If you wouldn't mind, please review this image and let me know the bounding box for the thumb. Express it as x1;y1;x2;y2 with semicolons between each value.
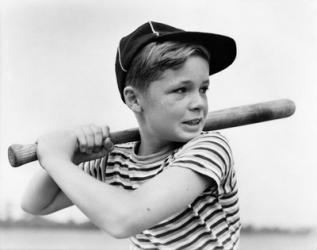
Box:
103;137;114;152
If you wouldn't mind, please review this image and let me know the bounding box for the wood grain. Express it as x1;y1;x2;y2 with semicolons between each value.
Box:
8;99;295;167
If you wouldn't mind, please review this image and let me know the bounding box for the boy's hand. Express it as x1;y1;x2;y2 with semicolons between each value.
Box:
74;124;113;154
36;124;113;169
74;124;113;181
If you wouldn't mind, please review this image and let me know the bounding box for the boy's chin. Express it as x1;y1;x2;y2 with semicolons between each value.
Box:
173;131;203;143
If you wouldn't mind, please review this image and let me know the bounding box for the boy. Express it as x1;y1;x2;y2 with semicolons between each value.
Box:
22;21;241;249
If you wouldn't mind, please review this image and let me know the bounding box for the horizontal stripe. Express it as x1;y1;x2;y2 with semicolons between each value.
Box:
225;207;240;218
219;226;241;249
199;239;223;250
197;199;218;215
222;198;239;209
159;223;213;246
221;189;238;199
103;132;240;249
107;160;164;172
173;159;222;181
130;238;159;250
175;232;216;250
194;146;228;170
194;154;225;177
154;213;198;238
106;168;164;182
188;133;232;157
148;206;192;230
200;141;232;170
110;151;136;163
108;181;135;190
178;138;232;170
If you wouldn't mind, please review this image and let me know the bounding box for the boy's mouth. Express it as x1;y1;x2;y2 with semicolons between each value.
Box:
182;118;202;126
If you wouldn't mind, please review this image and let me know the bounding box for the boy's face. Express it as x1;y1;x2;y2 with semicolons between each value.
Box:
138;55;209;144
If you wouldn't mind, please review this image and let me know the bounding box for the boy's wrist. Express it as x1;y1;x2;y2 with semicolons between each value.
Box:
38;154;74;170
36;130;78;167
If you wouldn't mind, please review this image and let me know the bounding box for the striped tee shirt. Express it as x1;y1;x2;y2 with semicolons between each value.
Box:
89;131;241;249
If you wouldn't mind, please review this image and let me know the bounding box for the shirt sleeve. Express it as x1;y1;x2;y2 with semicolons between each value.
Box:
171;132;234;187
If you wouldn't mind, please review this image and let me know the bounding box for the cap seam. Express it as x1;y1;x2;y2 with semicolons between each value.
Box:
149;21;159;37
117;46;128;72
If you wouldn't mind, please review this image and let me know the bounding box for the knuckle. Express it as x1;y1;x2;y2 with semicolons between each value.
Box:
105;125;110;134
96;127;103;136
102;125;110;135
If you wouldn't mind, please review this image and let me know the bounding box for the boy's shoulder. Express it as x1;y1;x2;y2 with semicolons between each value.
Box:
180;131;231;150
173;131;233;161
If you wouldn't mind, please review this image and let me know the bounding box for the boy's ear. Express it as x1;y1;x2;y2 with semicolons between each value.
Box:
123;86;142;113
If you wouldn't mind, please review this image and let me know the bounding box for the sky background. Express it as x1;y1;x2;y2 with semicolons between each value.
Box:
0;0;316;229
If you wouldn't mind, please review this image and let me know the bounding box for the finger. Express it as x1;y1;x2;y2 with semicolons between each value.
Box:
90;125;103;152
75;128;88;153
81;126;95;154
104;137;114;152
101;125;110;139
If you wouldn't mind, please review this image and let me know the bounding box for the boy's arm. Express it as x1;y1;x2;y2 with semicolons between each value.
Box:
126;166;212;234
35;127;213;239
21;168;73;215
40;156;209;238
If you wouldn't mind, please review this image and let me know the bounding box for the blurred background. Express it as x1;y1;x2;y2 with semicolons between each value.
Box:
1;0;316;249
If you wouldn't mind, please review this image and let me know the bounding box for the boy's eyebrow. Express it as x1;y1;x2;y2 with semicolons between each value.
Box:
176;79;210;86
176;79;210;85
202;79;210;84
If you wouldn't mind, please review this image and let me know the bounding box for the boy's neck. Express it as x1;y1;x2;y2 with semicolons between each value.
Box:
136;137;179;156
133;114;182;156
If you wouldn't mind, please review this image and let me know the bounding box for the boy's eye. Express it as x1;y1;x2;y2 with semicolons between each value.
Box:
173;87;187;94
200;86;209;94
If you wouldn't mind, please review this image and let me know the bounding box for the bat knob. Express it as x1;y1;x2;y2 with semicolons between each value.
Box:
8;144;38;167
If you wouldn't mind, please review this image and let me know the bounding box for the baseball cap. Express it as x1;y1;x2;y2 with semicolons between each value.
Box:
115;21;236;102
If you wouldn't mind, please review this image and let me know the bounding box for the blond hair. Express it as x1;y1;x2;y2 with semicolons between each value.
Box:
125;41;210;93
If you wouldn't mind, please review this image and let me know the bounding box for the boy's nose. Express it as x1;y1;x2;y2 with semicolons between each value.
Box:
188;92;206;111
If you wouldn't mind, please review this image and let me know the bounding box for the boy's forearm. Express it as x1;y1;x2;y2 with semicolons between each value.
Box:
41;157;131;236
21;168;62;214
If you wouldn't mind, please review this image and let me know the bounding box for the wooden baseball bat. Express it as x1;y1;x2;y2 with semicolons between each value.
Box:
8;99;295;168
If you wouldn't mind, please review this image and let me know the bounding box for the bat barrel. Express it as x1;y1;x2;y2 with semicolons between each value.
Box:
8;99;296;168
204;99;296;131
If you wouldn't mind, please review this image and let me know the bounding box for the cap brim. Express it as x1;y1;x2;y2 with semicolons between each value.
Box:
157;31;236;75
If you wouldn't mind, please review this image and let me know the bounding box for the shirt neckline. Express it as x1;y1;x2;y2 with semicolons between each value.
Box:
131;141;178;164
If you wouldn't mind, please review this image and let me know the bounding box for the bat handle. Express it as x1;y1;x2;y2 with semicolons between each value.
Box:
8;128;141;168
